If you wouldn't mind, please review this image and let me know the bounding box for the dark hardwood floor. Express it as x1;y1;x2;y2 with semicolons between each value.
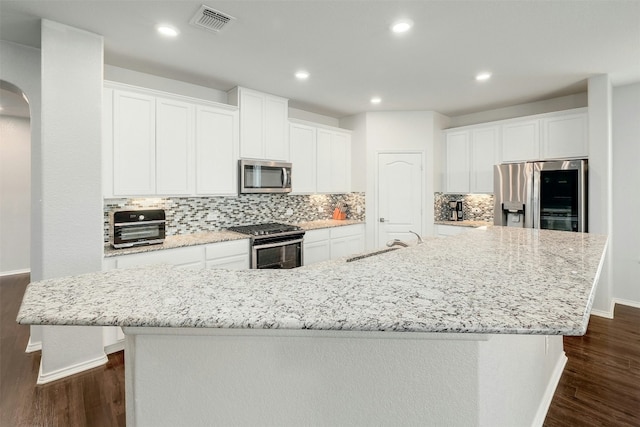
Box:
2;273;639;426
1;274;125;427
544;304;640;426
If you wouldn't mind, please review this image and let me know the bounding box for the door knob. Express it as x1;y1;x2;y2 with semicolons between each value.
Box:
379;218;385;222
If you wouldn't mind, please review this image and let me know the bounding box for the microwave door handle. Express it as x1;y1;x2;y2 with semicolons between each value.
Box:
282;167;288;188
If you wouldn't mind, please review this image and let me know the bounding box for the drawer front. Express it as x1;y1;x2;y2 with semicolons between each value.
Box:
303;228;331;243
205;239;249;260
329;224;365;239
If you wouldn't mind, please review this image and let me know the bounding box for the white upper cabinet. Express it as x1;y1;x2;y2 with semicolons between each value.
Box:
228;87;289;161
195;105;239;195
501;119;540;163
316;128;351;194
155;97;194;195
444;126;499;194
541;110;588;159
289;122;317;194
445;131;470;193
104;82;239;197
112;89;156;196
470;126;500;193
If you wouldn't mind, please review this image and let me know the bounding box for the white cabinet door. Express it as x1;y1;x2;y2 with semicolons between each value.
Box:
316;129;333;193
114;246;204;269
541;111;588;159
303;228;331;266
330;224;365;260
470;126;500;193
501;119;540;163
156;97;194;195
235;87;289;160
264;96;289;161
112;90;156;195
316;129;351;193
238;89;264;159
331;132;351;193
445;131;470;193
205;240;250;270
195;105;238;195
289;123;317;193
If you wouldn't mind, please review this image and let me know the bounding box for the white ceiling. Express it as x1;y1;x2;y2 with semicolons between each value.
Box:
1;0;639;119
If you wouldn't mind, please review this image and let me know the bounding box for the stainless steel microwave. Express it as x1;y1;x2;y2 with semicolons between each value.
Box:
239;159;292;194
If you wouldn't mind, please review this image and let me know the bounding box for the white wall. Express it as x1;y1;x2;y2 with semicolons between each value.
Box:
104;65;227;104
449;92;588;127
612;83;640;306
0;116;31;275
588;75;614;317
0;41;42;281
37;20;107;383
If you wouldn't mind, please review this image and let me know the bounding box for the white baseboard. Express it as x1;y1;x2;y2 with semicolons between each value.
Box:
532;350;568;427
0;268;30;277
104;340;125;355
25;337;42;353
613;298;640;310
591;298;640;319
37;353;108;385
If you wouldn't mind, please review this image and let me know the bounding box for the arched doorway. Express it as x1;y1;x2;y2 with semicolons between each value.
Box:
0;80;31;276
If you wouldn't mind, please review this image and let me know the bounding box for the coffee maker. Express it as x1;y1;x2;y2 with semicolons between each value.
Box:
448;201;464;221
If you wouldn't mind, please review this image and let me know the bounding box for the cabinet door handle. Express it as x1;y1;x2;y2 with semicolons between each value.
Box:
379;218;385;223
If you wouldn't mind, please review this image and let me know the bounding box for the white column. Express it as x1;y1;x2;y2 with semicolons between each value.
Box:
588;74;614;317
38;19;106;383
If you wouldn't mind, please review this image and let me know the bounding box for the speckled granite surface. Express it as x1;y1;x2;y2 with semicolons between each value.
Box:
296;219;364;230
434;220;493;228
19;226;607;336
104;231;248;257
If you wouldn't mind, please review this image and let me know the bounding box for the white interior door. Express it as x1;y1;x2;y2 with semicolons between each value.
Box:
377;153;423;248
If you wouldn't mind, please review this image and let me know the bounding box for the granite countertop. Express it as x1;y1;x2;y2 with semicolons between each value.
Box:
434;220;493;228
104;219;365;257
20;226;607;336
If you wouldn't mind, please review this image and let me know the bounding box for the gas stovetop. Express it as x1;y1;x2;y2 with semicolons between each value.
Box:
228;222;303;237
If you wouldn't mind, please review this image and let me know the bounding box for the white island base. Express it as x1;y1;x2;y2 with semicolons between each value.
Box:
124;328;566;427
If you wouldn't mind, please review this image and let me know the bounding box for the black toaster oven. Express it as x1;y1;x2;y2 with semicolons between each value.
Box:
111;209;166;249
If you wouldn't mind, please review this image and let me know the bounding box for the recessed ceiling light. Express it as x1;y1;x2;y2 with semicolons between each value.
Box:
391;20;413;34
370;97;382;105
157;25;179;37
295;71;310;80
475;72;492;81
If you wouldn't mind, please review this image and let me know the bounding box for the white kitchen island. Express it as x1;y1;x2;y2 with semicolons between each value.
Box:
17;226;608;427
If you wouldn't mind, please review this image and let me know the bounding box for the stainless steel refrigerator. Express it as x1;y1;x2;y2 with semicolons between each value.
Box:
493;159;588;232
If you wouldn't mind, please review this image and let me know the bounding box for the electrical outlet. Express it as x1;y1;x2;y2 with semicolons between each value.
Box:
285;208;293;216
318;207;324;213
471;207;481;213
356;206;362;214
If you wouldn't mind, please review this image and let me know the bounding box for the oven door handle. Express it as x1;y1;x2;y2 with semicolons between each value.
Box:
253;238;304;250
115;219;166;226
282;167;289;188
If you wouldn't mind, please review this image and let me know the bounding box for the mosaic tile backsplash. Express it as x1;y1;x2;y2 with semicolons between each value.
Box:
104;193;365;243
434;193;494;223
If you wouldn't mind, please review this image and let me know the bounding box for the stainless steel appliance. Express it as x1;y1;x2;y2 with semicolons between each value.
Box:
239;159;292;194
228;222;304;269
111;209;166;248
493;159;587;232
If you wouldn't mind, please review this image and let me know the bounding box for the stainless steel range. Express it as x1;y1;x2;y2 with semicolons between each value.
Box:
228;223;305;269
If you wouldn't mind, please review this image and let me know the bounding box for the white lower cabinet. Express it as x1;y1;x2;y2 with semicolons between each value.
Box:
113;245;204;270
329;224;365;260
205;240;250;270
303;228;331;265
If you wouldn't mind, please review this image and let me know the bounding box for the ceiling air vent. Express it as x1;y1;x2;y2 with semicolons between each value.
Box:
190;5;236;33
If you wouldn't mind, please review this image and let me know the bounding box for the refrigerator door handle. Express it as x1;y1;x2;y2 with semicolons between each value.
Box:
532;165;541;229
